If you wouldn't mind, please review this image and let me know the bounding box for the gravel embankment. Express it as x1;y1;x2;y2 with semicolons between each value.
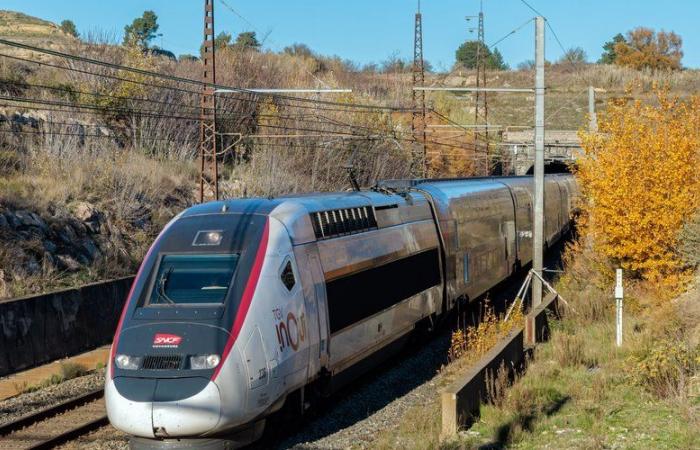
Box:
276;330;452;450
0;371;105;426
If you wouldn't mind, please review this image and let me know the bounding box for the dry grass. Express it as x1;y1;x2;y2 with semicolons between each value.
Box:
550;332;589;368
0;129;196;297
14;362;89;394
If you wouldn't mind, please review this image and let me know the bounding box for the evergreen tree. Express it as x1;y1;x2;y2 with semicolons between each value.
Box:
123;10;160;50
59;20;79;38
598;33;625;64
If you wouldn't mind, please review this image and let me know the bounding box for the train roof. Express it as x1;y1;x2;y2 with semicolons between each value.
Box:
182;174;575;218
181;189;421;218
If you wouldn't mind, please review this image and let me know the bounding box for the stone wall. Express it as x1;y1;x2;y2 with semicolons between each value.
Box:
0;276;133;377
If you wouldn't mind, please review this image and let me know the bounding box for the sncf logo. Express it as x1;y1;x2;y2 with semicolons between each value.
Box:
153;333;182;348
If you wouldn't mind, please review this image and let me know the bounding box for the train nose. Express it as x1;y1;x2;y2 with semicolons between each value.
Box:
151;379;222;437
105;377;223;438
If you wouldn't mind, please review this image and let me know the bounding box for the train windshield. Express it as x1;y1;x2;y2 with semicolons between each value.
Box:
147;254;239;305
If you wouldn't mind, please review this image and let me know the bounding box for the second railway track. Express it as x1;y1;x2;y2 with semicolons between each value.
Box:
0;388;109;449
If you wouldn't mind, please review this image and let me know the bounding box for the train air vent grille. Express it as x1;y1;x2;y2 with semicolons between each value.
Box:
142;355;183;370
310;206;377;240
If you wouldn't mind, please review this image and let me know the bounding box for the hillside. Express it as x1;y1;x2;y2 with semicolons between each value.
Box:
0;10;78;57
2;9;700;299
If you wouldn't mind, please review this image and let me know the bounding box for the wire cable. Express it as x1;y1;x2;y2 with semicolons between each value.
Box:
0;38;411;112
517;0;567;55
488;18;535;49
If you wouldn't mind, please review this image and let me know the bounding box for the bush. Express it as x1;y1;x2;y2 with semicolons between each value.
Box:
629;339;699;398
60;361;88;380
578;90;700;292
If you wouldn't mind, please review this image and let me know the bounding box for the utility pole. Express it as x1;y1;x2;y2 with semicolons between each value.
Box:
199;0;218;203
588;85;597;132
532;16;545;308
473;1;489;175
411;0;427;178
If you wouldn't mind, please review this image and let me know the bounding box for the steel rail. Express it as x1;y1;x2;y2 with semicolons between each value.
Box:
28;415;109;450
0;387;108;449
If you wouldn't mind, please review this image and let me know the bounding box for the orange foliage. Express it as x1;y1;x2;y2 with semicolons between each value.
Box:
577;89;700;290
614;28;683;71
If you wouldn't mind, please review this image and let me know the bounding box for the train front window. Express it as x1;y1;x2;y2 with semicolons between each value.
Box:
147;254;239;305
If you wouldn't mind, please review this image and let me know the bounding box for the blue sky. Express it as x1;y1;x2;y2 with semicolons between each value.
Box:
3;0;699;69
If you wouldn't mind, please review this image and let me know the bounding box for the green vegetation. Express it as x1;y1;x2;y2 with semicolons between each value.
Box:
59;19;78;38
372;270;699;449
13;362;89;394
123;10;160;49
234;31;261;51
455;40;508;70
599;33;626;64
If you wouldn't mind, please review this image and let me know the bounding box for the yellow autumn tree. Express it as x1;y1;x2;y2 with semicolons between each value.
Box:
577;89;700;290
614;28;683;71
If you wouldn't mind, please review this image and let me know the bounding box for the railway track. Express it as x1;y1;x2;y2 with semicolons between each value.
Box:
0;388;109;449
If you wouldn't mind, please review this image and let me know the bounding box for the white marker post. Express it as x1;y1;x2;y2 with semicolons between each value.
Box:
615;268;623;347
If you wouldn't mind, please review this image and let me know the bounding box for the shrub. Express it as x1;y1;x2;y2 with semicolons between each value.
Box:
629;339;699;398
577;89;700;292
448;301;523;363
60;362;88;380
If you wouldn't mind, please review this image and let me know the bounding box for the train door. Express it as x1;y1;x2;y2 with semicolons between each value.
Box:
292;246;328;382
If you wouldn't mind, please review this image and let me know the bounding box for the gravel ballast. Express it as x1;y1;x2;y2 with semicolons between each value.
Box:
0;371;105;427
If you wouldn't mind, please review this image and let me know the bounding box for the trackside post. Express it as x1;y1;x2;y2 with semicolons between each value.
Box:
615;268;623;347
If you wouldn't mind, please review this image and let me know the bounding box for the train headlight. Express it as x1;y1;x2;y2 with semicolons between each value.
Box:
114;354;143;370
190;354;221;370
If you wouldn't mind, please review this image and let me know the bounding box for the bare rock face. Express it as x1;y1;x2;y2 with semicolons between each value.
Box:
14;210;48;231
0;203;114;297
71;202;102;234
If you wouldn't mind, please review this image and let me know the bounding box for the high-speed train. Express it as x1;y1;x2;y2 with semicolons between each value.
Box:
106;174;578;449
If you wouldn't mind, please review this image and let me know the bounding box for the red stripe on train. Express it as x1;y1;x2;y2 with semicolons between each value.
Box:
212;218;269;381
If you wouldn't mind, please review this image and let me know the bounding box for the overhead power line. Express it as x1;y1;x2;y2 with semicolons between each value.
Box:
488;18;535;49
0;38;409;112
517;0;567;55
1;52;414;118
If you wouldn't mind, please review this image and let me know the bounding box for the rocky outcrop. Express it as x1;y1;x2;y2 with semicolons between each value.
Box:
0;202;111;294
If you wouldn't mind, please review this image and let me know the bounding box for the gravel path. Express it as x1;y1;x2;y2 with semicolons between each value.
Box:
0;371;105;426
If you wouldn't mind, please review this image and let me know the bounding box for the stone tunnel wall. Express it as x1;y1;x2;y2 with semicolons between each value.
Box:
0;276;134;377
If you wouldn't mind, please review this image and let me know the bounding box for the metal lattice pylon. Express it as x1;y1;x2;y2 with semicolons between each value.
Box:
411;4;427;179
473;6;489;175
199;0;219;202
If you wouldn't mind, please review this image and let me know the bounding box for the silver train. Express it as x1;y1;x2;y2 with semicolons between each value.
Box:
105;174;578;449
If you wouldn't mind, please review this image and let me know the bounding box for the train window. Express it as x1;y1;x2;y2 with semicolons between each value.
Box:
281;260;296;291
463;254;470;283
146;254;238;305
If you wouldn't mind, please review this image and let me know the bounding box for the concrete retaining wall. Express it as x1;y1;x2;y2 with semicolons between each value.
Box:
441;291;561;436
0;277;134;377
441;328;525;436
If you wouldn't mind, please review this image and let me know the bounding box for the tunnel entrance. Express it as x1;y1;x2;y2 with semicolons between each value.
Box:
525;161;573;175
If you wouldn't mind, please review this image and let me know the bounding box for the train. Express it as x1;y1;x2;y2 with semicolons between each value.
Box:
105;174;579;449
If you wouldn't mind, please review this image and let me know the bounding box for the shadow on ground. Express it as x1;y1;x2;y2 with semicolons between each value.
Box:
478;394;571;450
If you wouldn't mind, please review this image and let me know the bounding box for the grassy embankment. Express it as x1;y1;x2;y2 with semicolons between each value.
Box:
372;246;699;449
